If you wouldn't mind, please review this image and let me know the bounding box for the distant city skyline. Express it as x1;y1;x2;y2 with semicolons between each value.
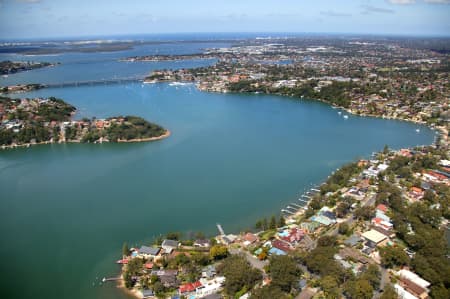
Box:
0;0;450;39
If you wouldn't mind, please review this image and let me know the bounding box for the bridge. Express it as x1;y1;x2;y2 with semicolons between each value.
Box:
44;76;144;89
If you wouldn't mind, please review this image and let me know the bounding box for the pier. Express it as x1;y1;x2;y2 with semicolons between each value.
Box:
216;223;225;235
102;277;121;283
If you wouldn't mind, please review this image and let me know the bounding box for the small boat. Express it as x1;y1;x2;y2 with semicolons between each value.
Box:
416;129;420;133
338;111;342;115
343;115;349;119
116;259;128;264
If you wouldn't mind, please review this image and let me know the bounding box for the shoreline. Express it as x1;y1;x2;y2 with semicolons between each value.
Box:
0;129;171;150
117;277;142;299
117;129;171;143
194;85;446;145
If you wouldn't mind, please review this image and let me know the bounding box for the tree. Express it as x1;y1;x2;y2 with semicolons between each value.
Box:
278;215;286;227
344;279;373;299
249;286;290;299
338;222;350;235
317;236;337;247
268;255;302;292
165;231;181;240
210;245;229;260
380;284;397;299
430;283;450;299
361;264;381;290
320;275;340;299
122;242;129;257
269;215;277;229
217;255;262;296
354;206;375;220
379;246;410;268
123;270;134;288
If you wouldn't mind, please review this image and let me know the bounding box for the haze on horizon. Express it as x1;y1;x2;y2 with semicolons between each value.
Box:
0;0;450;39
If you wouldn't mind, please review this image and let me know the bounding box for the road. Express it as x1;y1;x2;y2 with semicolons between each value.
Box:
229;248;268;272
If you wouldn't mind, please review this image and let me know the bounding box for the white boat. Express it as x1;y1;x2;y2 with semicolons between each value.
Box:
343;115;349;119
338;111;342;115
416;129;420;133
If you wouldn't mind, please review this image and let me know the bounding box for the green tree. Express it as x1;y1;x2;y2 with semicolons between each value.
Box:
122;242;129;256
379;246;410;268
380;284;397;299
249;286;290;299
338;222;350;235
165;231;181;240
278;215;286;227
268;255;302;292
269;215;277;229
320;275;340;299
123;271;134;289
210;245;229;260
217;255;262;296
361;264;381;290
344;279;373;299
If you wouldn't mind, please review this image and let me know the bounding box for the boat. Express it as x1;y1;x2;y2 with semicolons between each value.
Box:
343;115;349;119
116;259;128;264
338;111;342;115
416;129;420;133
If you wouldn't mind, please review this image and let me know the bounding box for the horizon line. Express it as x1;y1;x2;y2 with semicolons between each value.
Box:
2;31;450;42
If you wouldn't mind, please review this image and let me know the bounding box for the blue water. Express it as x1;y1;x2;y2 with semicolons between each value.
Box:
0;37;436;299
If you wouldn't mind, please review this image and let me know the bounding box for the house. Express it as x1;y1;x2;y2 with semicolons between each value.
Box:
269;247;287;256
339;247;372;265
371;217;394;231
372;225;395;238
162;239;179;254
219;234;237;245
271;239;292;253
344;234;362;247
409;187;425;201
362;229;388;247
281;228;304;245
202;265;216;279
141;289;154;298
160;275;179;288
152;269;179;288
396;269;430;299
376;204;388;213
194;239;211;248
300;221;320;233
138;246;161;258
242;232;259;246
179;281;202;294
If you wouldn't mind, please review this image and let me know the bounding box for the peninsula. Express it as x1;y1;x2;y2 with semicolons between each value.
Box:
0;96;169;148
141;37;449;134
117;143;450;299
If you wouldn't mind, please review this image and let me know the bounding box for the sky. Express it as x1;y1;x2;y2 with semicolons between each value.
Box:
0;0;449;39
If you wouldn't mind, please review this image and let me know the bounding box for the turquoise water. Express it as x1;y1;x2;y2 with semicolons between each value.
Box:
0;39;436;299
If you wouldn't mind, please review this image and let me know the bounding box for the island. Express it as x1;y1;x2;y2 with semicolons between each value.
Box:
0;60;56;75
0;96;169;148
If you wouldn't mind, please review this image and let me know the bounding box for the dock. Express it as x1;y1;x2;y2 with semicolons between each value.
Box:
216;223;225;236
102;277;121;282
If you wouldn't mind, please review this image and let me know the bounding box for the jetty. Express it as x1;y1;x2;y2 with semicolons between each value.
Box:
102;277;121;283
216;223;225;236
